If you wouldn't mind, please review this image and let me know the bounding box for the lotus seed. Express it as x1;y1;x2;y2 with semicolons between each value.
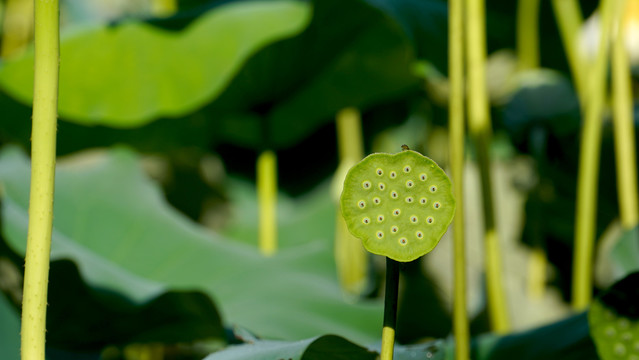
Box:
373;197;381;205
621;332;632;341
433;202;441;209
377;231;384;238
399;238;407;245
363;181;372;189
377;215;385;222
605;326;617;338
427;216;434;224
391;191;398;199
614;343;626;356
420;197;427;204
420;173;427;181
378;183;386;190
391;226;399;233
376;168;384;176
393;209;401;216
633;340;639;351
410;215;418;223
390;171;397;179
358;200;366;208
404;166;411;173
406;180;414;188
405;196;414;203
429;185;437;193
362;217;370;224
416;231;423;239
618;318;630;329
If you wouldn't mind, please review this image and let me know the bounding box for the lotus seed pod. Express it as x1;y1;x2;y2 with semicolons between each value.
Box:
589;273;639;360
340;150;455;262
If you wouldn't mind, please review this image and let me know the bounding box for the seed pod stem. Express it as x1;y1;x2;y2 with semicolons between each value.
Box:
380;257;400;360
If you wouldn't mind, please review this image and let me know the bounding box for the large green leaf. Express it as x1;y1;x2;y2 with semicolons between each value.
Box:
0;1;311;126
0;146;382;344
0;292;20;360
203;335;377;360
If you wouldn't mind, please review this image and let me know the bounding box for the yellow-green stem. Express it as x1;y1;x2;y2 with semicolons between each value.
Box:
572;0;620;310
151;0;178;17
449;0;470;356
380;257;399;360
550;0;585;99
465;0;510;333
257;150;277;256
21;1;59;359
1;0;34;58
334;108;368;296
611;10;639;230
517;0;541;70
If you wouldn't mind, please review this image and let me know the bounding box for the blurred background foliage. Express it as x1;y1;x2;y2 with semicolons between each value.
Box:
0;0;638;359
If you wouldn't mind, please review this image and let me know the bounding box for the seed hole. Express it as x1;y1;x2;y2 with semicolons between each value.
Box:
406;180;414;188
390;171;397;179
376;168;384;176
405;196;414;203
427;216;434;224
416;231;423;239
376;231;384;239
614;343;626;356
420;197;427;205
410;216;418;223
362;217;371;224
420;173;427;181
391;191;399;199
358;200;366;209
399;237;408;246
377;215;385;222
429;185;437;193
363;181;372;189
373;197;381;205
433;202;441;209
378;183;386;190
391;226;399;233
403;166;411;173
392;209;401;216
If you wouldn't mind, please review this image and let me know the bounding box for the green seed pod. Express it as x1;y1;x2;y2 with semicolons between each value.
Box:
588;273;639;360
340;150;455;262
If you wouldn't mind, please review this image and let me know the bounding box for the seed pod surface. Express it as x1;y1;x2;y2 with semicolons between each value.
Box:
340;150;455;262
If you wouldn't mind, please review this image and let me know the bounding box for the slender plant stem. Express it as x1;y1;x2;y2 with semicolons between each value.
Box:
21;1;59;359
550;0;585;99
448;0;470;356
151;0;178;17
517;0;548;300
0;0;33;57
257;150;277;256
611;8;639;230
465;0;510;333
334;108;368;296
572;0;620;310
517;0;541;70
380;257;399;360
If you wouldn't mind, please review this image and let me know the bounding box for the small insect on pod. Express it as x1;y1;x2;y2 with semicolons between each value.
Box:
340;149;456;262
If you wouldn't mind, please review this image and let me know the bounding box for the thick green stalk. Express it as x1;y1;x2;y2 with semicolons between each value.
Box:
517;0;541;70
257;150;277;256
449;0;470;356
380;257;399;360
611;10;639;230
465;0;510;333
21;1;59;359
334;108;368;296
151;0;177;17
572;0;619;310
0;0;33;58
550;0;585;98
